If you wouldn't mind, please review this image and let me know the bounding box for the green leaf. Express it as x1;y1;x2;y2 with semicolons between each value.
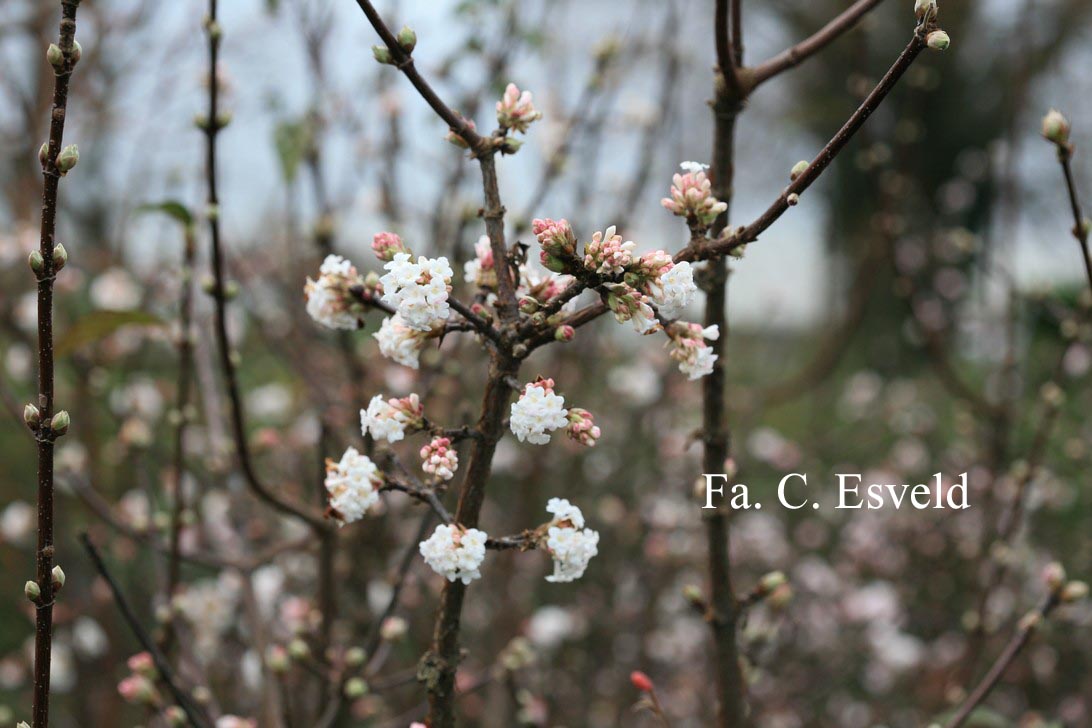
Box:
57;310;165;357
136;200;194;228
273;119;313;184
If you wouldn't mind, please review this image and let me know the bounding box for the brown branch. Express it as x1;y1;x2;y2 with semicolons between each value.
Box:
751;0;888;87
200;0;328;530
677;30;932;264
80;533;215;728
30;3;81;725
944;593;1061;728
1056;147;1092;293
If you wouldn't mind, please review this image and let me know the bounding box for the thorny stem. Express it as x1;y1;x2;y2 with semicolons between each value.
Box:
200;0;327;530
31;3;81;725
80;534;215;728
943;593;1061;728
1056;148;1092;294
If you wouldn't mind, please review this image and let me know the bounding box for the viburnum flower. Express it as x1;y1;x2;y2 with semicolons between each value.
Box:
463;235;496;288
304;254;368;330
372;231;411;262
360;393;424;443
421;436;459;480
584;226;635;276
517;262;570;305
324;446;382;525
542;498;599;583
496;83;542;133
374;313;431;369
379;252;454;331
605;284;660;334
666;321;719;380
661;162;727;227
565;408;600;447
649;260;697;319
216;718;257;728
510;378;569;445
419;524;488;584
533;218;578;273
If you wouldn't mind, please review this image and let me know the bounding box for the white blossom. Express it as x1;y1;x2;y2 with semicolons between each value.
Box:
379;253;453;331
510;381;569;445
324;447;382;525
419;524;488;584
305;254;366;330
542;499;599;583
650;261;697;319
667;322;719;380
374;313;430;369
679;161;709;174
360;393;423;443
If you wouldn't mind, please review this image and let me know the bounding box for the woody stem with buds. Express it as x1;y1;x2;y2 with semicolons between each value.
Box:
1057;149;1092;294
30;3;81;726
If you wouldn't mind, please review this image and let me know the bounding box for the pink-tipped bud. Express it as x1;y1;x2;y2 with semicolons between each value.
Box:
630;670;654;693
554;324;575;342
372;231;409;261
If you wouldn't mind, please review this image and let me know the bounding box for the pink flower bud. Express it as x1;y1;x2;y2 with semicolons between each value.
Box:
630;670;654;692
372;232;409;262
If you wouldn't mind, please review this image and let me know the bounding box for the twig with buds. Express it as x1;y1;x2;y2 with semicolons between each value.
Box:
944;571;1087;728
28;3;82;725
1041;109;1092;293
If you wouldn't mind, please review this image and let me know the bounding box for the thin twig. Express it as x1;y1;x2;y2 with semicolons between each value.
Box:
30;3;82;725
80;533;215;728
1056;148;1092;293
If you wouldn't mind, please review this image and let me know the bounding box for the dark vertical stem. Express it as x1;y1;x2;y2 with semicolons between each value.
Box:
424;354;518;728
162;225;197;653
31;3;81;726
1058;152;1092;294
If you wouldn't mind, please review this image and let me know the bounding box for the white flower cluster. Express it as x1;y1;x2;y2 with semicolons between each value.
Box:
419;524;488;584
360;393;422;443
305;255;364;330
667;322;720;380
379;253;454;331
543;498;599;583
374;313;430;369
510;380;569;445
649;261;697;319
324;446;382;525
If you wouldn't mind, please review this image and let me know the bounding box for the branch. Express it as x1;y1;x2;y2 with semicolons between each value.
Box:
751;0;887;87
1056;145;1092;293
200;0;328;531
80;533;216;728
30;3;82;725
677;30;933;264
943;593;1061;728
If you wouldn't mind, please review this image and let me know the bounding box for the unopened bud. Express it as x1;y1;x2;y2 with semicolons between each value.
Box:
25;580;41;602
201;276;217;295
554;324;575;342
345;647;367;667
39;143;50;166
630;670;654;693
786;192;800;206
1018;610;1042;631
29;250;45;275
344;677;369;698
223;280;239;300
767;583;793;609
396;25;417;53
790;160;809;181
925;30;950;51
1043;562;1067;591
1041;109;1071;146
518;296;539;314
1040;381;1065;408
682;584;704;607
372;45;393;65
194;113;210;131
266;645;289;673
52;244;68;271
216;112;233;129
52;565;66;591
55;144;80;175
164;706;187;726
288;638;310;660
758;570;787;594
914;0;938;22
24;404;41;428
70;40;82;65
50;410;70;436
47;43;64;70
501;137;524;155
1061;580;1089;603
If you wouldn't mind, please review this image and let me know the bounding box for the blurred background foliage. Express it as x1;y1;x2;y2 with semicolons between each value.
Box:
1;0;1091;726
